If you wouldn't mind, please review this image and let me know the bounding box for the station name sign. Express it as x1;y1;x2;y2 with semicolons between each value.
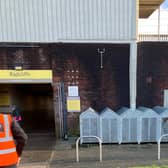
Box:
9;71;31;77
0;70;52;83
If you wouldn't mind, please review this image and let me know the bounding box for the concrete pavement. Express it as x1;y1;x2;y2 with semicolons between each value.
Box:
18;134;168;168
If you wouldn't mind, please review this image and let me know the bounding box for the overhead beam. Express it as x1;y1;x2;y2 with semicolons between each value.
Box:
139;0;164;18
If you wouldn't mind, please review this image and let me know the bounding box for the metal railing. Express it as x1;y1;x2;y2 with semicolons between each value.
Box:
76;136;102;162
138;34;168;41
158;134;168;160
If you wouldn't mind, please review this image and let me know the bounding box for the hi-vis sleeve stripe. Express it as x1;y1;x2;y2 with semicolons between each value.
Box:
0;137;13;142
0;148;16;155
4;115;9;137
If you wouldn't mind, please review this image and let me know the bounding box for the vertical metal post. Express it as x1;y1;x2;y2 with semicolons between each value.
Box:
158;134;168;160
158;7;161;41
76;138;80;162
99;141;102;162
158;141;160;160
61;82;68;140
57;83;61;137
129;42;137;109
52;82;63;138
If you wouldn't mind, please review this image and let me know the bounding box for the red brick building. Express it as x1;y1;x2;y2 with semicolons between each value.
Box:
0;0;164;138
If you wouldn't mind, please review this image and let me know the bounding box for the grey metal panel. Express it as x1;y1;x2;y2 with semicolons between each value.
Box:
102;119;109;143
161;118;168;141
141;118;149;141
102;118;118;143
0;0;137;42
56;0;137;41
138;106;161;142
141;118;157;142
122;118;129;141
122;118;138;142
153;106;168;141
80;108;100;143
82;119;89;136
100;108;120;143
118;107;142;143
130;118;138;141
150;118;157;141
110;119;118;142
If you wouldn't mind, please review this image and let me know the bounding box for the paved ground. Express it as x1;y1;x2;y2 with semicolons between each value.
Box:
19;133;168;168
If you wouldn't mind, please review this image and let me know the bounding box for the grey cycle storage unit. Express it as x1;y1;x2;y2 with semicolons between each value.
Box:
138;107;161;142
100;107;121;144
80;108;100;143
153;106;168;141
117;107;142;144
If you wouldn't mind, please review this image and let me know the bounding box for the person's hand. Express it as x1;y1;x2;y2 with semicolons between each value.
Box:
17;157;21;165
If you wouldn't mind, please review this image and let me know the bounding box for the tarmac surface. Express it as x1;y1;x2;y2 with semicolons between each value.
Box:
19;133;168;168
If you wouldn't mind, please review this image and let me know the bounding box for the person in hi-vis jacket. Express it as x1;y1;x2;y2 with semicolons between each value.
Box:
0;111;28;168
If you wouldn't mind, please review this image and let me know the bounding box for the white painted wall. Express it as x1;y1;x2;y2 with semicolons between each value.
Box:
139;9;168;34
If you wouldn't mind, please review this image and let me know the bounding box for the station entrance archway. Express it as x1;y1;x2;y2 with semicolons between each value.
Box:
0;84;55;133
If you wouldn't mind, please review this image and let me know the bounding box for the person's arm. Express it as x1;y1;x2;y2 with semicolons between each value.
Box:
11;119;28;156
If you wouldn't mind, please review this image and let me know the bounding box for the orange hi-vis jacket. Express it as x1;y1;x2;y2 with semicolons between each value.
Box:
0;114;18;166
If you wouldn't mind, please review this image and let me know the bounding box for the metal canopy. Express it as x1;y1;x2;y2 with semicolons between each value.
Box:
139;0;164;18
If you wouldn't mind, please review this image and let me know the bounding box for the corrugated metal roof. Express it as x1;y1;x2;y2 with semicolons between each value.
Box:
0;0;137;42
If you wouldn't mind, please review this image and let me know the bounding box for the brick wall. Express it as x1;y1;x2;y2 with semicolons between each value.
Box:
0;44;51;69
0;43;130;136
51;44;130;135
2;42;168;135
137;42;168;107
52;44;130;111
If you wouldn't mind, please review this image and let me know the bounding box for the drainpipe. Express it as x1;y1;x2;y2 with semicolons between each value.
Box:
61;82;68;140
158;6;161;40
129;0;138;110
130;42;137;110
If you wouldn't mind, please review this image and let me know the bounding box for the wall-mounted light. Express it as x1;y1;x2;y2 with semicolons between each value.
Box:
98;48;105;69
15;66;22;70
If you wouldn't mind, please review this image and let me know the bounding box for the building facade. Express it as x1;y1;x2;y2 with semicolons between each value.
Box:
0;0;164;138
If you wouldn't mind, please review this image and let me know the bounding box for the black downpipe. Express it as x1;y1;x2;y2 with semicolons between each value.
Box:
61;82;68;140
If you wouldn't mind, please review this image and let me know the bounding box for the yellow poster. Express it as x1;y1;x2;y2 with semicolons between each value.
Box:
67;97;81;112
0;93;10;106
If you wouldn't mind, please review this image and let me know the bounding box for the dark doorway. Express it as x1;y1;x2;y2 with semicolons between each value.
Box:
10;84;55;133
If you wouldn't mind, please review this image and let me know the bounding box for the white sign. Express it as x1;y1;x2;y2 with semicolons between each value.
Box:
68;86;79;97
